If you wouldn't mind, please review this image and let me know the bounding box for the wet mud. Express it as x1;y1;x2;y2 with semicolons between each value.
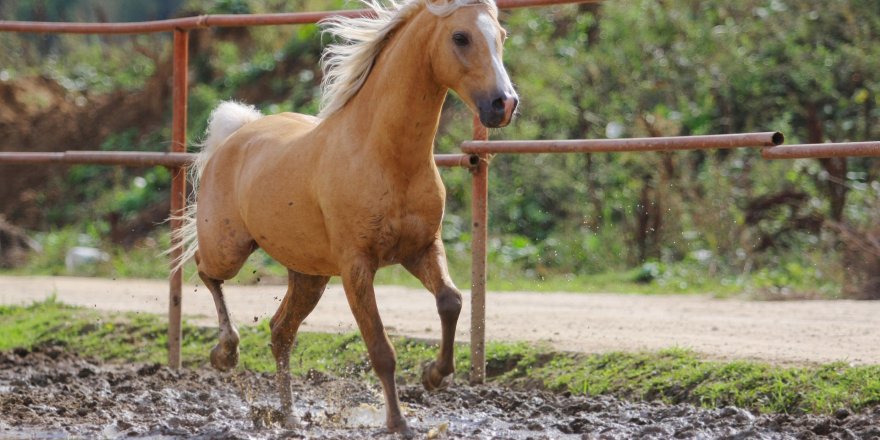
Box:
1;346;879;439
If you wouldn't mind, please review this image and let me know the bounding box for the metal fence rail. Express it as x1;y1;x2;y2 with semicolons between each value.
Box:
0;151;478;169
461;132;783;154
762;142;880;159
0;0;599;33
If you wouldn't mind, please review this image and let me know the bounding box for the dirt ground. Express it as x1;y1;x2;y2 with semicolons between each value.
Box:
2;345;879;439
3;275;880;438
1;275;879;366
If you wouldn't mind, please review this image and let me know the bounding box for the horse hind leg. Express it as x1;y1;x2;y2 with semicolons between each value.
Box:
270;270;329;418
195;216;256;371
199;271;241;371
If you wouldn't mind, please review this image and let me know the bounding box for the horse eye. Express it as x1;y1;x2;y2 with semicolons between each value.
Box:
452;32;470;47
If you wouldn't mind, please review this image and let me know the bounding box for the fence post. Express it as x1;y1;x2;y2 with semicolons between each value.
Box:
469;115;489;384
168;28;189;369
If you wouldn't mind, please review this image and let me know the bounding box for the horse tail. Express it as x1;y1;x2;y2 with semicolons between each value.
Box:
166;101;263;273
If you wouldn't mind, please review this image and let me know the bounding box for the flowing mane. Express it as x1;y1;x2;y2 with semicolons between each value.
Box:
318;0;497;118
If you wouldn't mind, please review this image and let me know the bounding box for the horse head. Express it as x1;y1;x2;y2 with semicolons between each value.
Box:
427;0;519;128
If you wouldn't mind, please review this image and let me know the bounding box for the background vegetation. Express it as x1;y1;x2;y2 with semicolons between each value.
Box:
1;0;878;297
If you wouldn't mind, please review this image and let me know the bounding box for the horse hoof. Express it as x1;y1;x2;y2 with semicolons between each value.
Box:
388;419;414;439
421;361;453;392
210;343;239;371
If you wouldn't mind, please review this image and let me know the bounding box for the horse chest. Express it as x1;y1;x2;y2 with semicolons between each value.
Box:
367;187;443;263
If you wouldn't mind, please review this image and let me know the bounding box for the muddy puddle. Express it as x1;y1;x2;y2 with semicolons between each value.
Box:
1;346;878;439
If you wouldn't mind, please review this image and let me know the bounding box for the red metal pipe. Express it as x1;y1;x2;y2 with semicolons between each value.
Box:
0;0;600;35
194;10;369;28
469;115;490;385
168;29;189;370
461;132;784;154
762;142;880;159
435;153;479;169
0;10;369;34
0;151;195;167
0;151;475;168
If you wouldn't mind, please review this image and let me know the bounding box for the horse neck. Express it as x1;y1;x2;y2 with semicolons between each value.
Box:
337;10;446;168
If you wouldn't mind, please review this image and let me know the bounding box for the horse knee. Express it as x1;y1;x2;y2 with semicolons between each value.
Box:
436;287;462;320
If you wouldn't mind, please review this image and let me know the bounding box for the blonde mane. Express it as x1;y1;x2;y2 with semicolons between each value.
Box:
318;0;497;118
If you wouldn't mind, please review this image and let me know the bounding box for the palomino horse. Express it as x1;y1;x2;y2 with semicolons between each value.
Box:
172;0;517;435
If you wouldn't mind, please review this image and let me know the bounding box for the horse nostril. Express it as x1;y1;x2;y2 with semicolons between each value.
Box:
491;97;505;112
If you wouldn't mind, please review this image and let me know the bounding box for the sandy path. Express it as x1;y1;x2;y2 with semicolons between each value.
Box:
0;275;877;365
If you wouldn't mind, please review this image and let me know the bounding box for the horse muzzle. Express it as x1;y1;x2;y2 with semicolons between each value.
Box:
477;92;518;128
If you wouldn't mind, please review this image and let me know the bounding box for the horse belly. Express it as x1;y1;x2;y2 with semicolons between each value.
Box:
244;202;338;276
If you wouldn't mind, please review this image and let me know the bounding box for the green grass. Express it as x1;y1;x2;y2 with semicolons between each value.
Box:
2;298;879;415
534;349;880;414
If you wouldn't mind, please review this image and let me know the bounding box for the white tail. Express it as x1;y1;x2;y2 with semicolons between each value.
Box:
166;101;263;273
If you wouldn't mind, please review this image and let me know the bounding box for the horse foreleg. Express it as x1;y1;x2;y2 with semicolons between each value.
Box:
403;238;462;392
342;259;413;438
199;272;240;371
270;270;329;417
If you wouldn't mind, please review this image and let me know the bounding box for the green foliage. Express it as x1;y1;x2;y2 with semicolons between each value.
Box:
462;0;880;289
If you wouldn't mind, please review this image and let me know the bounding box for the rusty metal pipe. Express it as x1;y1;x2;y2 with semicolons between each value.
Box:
461;132;784;154
0;151;195;167
762;142;880;159
0;10;369;34
469;116;490;385
167;29;189;370
0;1;599;35
434;153;479;169
0;151;475;168
193;10;369;28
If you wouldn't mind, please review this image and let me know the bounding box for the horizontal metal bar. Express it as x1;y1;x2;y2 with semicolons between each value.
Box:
0;10;368;34
435;153;479;168
0;151;195;167
762;142;880;159
0;0;599;35
0;151;477;168
461;132;784;154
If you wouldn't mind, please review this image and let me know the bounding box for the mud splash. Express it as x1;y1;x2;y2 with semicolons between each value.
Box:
1;346;878;439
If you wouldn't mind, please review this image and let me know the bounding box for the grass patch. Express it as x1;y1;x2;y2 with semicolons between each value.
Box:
2;298;878;415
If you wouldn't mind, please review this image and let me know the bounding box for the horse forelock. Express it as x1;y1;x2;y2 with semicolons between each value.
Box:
317;0;497;118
